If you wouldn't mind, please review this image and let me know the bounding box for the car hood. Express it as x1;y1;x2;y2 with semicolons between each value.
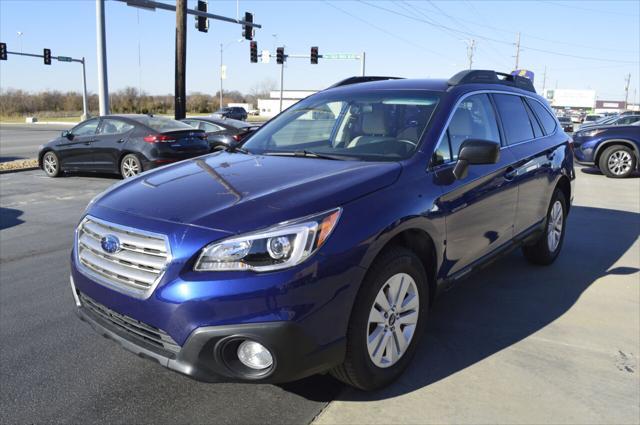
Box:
93;152;402;234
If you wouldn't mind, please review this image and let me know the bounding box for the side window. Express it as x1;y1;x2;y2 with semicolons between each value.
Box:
528;99;557;135
523;100;544;138
201;122;224;132
71;119;99;136
182;120;198;127
98;119;134;135
493;94;534;144
433;94;500;164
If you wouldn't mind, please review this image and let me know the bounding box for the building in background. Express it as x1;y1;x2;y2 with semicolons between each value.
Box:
543;89;597;112
258;90;318;117
593;100;627;115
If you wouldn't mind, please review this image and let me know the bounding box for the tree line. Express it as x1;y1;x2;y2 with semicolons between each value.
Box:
0;79;276;117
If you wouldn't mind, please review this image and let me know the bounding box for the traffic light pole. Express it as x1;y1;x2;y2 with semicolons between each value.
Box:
96;0;109;116
3;50;89;120
175;0;187;120
279;60;285;113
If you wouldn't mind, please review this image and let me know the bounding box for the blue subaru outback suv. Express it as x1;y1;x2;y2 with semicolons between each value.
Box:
71;70;574;390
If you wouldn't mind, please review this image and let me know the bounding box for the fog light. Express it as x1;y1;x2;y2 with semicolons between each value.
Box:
237;340;273;370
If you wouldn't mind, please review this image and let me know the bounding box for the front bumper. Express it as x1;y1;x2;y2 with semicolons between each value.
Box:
74;284;345;383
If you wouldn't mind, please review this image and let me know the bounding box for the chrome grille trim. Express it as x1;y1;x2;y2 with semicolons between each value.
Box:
76;216;172;299
79;292;180;354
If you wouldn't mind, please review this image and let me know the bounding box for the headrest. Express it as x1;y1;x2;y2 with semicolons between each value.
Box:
361;106;388;136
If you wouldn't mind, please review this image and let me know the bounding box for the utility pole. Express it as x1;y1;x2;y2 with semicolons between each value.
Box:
624;73;631;108
175;0;187;119
279;54;285;113
361;51;366;76
96;0;110;115
514;32;521;70
220;43;224;109
81;58;89;120
466;39;476;69
542;66;547;94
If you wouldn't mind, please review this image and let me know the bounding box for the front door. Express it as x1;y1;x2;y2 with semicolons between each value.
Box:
57;118;99;169
92;118;136;171
431;93;519;277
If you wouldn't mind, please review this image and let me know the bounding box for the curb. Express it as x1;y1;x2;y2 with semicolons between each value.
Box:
0;166;39;175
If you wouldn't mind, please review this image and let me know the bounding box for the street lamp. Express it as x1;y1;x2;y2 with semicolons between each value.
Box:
219;38;243;109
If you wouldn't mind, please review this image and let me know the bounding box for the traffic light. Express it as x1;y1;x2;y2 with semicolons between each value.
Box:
242;12;253;40
310;46;318;64
276;47;285;65
43;48;51;65
250;41;258;63
0;43;7;61
195;0;208;33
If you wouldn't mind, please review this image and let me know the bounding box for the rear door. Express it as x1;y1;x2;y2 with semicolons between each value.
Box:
92;118;136;171
493;94;563;235
199;121;230;148
432;93;519;277
57;118;99;169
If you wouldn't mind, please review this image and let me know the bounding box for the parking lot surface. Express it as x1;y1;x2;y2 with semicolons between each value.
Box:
1;165;638;424
0;124;70;162
0;170;341;424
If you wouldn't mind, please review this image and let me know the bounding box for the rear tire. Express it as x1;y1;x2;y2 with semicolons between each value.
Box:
522;189;567;265
120;154;142;178
330;246;428;390
599;145;636;178
42;151;62;177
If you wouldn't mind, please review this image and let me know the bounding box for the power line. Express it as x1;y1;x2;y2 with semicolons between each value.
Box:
357;0;639;65
541;0;635;17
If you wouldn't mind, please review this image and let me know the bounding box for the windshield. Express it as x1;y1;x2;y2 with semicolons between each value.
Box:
130;115;194;132
243;90;441;161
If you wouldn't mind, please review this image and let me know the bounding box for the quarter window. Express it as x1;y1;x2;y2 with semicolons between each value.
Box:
493;94;534;145
432;94;500;164
527;99;557;135
523;101;544;138
200;122;225;132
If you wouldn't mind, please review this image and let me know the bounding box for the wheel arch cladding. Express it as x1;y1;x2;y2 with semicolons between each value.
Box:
556;175;571;213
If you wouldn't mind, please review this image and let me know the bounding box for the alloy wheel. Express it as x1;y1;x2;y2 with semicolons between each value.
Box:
547;200;563;252
366;273;419;368
121;157;140;178
607;150;633;176
43;153;57;175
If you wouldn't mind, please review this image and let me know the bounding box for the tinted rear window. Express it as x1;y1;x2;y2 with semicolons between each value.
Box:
528;99;557;135
493;94;534;145
130;116;194;132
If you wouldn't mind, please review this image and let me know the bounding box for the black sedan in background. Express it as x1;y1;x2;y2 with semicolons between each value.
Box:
38;114;210;178
212;107;248;121
181;117;261;151
558;116;574;133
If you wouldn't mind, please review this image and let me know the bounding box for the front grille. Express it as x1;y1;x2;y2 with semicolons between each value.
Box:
76;216;170;298
79;292;180;354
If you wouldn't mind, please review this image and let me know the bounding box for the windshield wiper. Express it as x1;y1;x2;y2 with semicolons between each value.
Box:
263;150;348;161
222;144;250;154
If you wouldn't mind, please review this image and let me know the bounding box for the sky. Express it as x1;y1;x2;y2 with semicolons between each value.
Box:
0;0;639;102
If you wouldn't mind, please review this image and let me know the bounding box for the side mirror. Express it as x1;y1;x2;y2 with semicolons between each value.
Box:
452;139;500;180
61;130;73;140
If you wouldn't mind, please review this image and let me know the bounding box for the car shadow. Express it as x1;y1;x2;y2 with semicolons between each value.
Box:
580;166;640;178
0;207;25;230
283;205;639;401
62;171;121;180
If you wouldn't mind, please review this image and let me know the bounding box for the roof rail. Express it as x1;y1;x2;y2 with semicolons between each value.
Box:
327;76;403;89
448;70;536;93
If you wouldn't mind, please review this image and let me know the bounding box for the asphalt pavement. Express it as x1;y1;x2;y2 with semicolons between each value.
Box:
0;124;70;162
0;170;341;424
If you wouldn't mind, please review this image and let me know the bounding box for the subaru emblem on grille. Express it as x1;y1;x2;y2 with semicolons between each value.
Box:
100;234;121;254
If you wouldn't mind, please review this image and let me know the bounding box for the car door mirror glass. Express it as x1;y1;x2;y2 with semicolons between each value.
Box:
453;139;500;180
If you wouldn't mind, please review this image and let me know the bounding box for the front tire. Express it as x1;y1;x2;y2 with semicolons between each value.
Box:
330;246;428;390
522;189;567;265
42;151;62;177
599;145;636;178
120;154;142;178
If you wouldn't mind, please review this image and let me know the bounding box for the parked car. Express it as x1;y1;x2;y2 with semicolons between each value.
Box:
582;114;603;125
181;117;260;151
558;116;574;132
38;115;210;178
578;114;640;131
70;70;574;390
212;107;248;121
573;121;640;178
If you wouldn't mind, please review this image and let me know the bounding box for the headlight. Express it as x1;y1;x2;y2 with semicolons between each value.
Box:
194;208;341;272
576;129;604;138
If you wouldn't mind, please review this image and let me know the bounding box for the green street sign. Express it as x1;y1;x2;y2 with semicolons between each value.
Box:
323;53;359;60
57;56;73;62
